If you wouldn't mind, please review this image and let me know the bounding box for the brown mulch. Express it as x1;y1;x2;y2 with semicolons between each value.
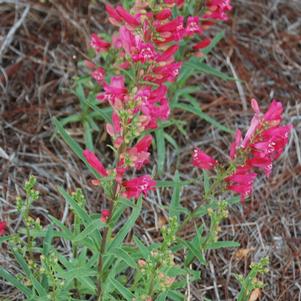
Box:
0;0;300;300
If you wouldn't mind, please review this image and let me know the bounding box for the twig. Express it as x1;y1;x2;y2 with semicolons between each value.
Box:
209;261;221;301
0;4;30;62
226;56;247;111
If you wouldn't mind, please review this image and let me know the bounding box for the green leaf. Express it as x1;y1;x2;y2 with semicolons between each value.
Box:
77;276;96;293
86;100;112;123
59;114;82;126
0;268;32;297
155;127;166;176
58;187;91;225
194;196;240;219
12;250;47;297
107;198;142;252
167;290;186;301
43;225;54;256
169;171;182;221
184;60;234;81
110;248;137;268
72;218;105;243
53;117;84;159
180;239;206;265
110;278;135;300
75;82;86;110
133;236;150;259
48;215;73;239
57;267;97;281
175;102;232;134
157;292;168;301
0;236;9;245
156;179;191;188
84;121;94;151
202;31;225;55
206;240;240;250
203;170;210;195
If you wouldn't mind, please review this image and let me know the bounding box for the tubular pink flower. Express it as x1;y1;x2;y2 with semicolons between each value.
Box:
230;129;242;159
154;8;172;20
90;33;110;52
203;0;232;21
241;99;261;148
123;175;156;199
116;5;140;27
263;100;283;124
97;76;127;105
164;0;184;6
226;166;257;203
193;38;211;50
0;221;6;236
106;4;123;24
91;67;105;84
127;135;153;170
83;149;108;177
192;148;217;170
100;209;110;223
247;157;273;177
157;44;179;62
185;16;201;36
156;16;184;34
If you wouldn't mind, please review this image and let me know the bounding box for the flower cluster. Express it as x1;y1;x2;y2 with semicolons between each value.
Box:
83;0;232;213
193;99;292;203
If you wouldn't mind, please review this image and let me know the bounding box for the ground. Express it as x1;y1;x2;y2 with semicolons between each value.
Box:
0;0;300;300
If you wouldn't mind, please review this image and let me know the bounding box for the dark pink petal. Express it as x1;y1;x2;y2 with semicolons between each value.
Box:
0;221;7;236
116;5;140;27
192;148;217;170
83;149;108;177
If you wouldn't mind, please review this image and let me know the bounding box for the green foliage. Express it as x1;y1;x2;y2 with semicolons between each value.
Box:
1;174;244;300
236;257;269;301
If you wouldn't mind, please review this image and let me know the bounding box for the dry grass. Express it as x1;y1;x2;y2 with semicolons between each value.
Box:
0;0;300;300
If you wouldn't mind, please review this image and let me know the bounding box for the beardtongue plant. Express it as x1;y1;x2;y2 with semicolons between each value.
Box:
0;1;291;301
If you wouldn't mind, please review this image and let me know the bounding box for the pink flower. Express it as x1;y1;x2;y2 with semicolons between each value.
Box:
128;135;153;169
204;0;232;21
226;166;257;203
106;4;123;25
151;62;182;83
154;9;172;20
164;0;184;6
119;27;156;63
123;175;156;199
132;39;157;63
241;99;261;148
90;34;110;52
116;5;140;27
263;100;283;124
193;38;211;50
0;221;6;235
83;149;108;177
156;16;185;41
192;148;217;170
157;44;179;62
230;129;242;159
97;76;127;106
260;125;292;159
185;16;201;36
92;67;105;84
246;157;273;177
137;85;170;128
100;209;110;223
106;112;123;148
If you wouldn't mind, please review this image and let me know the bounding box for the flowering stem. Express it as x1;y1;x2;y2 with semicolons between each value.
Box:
96;193;114;301
96;143;126;301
